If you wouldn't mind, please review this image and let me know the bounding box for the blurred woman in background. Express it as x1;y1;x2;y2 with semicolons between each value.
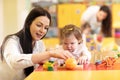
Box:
81;5;112;37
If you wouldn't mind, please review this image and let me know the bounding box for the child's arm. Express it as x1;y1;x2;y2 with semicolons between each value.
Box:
78;53;89;64
78;44;91;64
82;44;91;60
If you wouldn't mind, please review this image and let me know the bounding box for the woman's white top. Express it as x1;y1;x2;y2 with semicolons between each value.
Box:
0;35;45;80
81;5;101;34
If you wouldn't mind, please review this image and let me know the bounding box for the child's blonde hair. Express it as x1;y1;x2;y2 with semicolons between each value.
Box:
61;24;82;44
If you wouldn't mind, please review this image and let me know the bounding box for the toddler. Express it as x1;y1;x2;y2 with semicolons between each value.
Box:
59;24;91;65
81;22;91;45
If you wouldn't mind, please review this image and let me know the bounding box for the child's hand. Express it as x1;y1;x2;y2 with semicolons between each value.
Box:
78;56;89;64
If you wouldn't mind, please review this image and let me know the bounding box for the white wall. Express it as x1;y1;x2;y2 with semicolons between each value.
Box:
17;0;30;30
0;0;3;45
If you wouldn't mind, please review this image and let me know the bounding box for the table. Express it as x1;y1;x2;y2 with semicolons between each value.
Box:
25;64;120;80
25;70;120;80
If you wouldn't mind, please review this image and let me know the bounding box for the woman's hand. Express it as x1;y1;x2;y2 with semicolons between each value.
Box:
49;49;74;60
32;47;74;64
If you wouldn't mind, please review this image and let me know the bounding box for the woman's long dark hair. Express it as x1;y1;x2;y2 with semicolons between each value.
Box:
100;5;112;37
0;7;51;77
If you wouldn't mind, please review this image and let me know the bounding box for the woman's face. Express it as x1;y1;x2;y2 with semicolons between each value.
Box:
97;10;107;22
62;34;79;53
30;16;50;41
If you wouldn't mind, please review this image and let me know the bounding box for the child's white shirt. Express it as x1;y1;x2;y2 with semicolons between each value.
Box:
50;43;91;65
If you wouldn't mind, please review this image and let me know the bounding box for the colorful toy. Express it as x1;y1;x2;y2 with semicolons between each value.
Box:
96;57;117;69
65;58;77;70
95;60;102;65
117;54;120;57
97;35;103;43
86;35;96;51
43;61;55;71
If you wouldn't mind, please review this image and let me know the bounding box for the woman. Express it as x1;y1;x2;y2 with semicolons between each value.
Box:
0;7;73;80
81;5;112;37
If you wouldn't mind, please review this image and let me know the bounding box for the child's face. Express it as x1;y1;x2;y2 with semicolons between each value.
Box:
62;34;79;53
83;27;91;35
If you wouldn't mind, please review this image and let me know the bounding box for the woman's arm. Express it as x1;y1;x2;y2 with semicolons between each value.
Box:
3;37;73;70
32;49;73;64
